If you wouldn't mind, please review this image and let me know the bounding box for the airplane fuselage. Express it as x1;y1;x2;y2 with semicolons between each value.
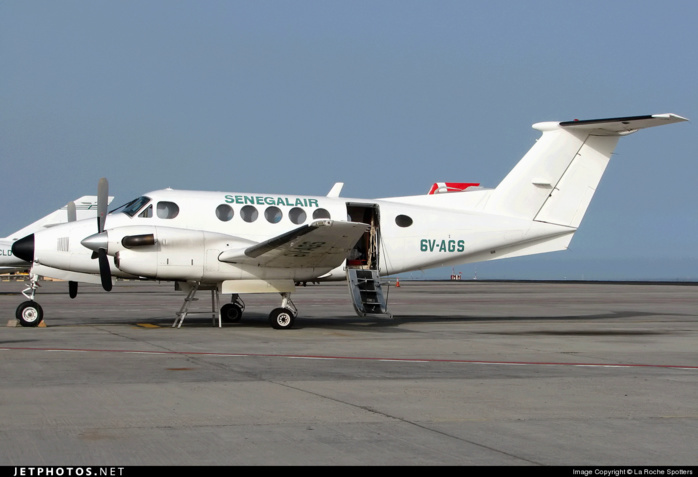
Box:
22;187;574;285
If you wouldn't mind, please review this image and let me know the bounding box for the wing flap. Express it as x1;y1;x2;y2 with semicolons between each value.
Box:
218;220;369;268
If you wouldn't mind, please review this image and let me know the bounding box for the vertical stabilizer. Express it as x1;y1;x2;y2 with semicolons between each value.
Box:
534;134;618;227
484;114;687;227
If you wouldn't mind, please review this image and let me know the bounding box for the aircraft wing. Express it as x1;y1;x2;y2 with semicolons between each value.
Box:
218;220;368;269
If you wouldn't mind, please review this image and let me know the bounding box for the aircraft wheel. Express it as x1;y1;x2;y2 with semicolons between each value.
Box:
269;307;295;330
16;301;44;327
221;303;243;323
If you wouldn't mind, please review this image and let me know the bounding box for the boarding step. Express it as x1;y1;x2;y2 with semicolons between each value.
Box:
346;269;391;317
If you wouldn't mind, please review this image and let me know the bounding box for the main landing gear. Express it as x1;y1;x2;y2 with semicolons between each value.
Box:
15;275;44;327
268;293;297;330
221;292;298;329
220;292;297;329
175;282;298;329
220;294;245;323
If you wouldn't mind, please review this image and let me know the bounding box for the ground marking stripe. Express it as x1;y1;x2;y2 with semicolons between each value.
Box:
1;346;696;370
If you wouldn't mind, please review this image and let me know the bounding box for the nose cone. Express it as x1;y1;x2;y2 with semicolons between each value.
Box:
12;234;35;263
81;231;109;252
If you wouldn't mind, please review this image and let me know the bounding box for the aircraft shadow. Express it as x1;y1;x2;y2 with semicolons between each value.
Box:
150;309;671;332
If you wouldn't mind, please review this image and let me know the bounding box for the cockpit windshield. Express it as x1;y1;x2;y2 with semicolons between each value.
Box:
110;196;152;217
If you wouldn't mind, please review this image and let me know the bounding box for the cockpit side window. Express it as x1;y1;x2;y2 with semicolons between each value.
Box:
138;205;153;218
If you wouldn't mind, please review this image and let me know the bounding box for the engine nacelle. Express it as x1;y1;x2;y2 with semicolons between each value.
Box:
107;226;254;280
114;249;158;277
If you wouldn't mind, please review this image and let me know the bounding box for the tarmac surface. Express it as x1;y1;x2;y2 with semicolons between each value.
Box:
0;278;696;467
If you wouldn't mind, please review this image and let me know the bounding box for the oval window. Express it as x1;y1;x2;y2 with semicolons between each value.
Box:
216;204;234;222
264;206;283;224
395;214;413;227
240;205;259;223
289;207;307;225
313;208;331;220
157;202;179;219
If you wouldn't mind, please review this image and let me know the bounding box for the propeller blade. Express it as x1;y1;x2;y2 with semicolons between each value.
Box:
97;177;109;233
67;202;78;298
97;248;113;292
67;201;76;223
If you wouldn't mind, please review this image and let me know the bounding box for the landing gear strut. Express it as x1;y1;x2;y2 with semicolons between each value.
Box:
268;293;297;330
16;274;44;327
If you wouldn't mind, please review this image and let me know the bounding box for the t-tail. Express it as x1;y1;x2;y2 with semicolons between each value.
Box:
484;114;688;227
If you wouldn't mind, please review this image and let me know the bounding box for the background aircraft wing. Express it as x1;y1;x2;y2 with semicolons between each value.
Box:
219;220;368;269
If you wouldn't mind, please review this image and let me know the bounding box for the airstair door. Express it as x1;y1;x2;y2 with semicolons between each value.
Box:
345;203;380;271
344;203;390;317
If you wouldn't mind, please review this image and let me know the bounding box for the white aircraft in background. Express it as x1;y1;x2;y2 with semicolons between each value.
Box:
1;196;112;274
11;113;688;328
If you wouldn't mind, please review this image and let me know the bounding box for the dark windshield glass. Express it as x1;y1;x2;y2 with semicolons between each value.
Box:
111;196;152;217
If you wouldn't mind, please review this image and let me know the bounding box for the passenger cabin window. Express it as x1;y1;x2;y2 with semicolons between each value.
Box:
395;215;413;227
313;208;331;220
240;205;258;223
289;207;306;225
216;204;234;222
157;201;179;219
265;206;282;224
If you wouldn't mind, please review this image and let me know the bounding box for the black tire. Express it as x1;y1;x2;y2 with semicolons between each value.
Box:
269;307;295;330
16;301;44;327
220;303;243;323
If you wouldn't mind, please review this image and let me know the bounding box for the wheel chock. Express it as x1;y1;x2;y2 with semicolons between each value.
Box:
6;319;47;327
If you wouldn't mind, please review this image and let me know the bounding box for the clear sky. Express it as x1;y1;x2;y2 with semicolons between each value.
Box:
1;1;696;280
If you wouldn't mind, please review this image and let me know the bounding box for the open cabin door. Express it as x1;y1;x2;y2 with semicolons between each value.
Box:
345;203;390;317
345;202;380;271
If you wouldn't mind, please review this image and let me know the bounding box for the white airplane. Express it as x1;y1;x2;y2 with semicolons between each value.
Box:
1;196;112;274
10;113;688;328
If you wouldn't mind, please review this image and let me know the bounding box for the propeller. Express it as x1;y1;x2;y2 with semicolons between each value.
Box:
67;201;78;298
80;178;113;291
96;178;112;291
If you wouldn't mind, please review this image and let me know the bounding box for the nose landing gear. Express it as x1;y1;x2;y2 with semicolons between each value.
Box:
16;275;44;327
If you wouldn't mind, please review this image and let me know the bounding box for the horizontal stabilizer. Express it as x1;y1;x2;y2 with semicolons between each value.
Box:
556;113;688;134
